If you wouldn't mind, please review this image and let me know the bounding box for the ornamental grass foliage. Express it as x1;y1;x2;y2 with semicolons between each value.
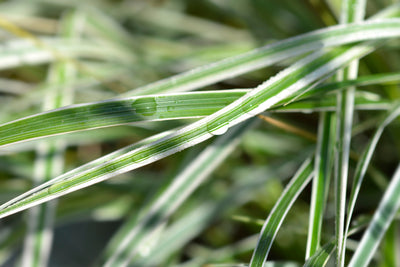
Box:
0;0;400;266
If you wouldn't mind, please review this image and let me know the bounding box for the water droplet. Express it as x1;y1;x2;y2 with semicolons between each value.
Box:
213;126;229;135
132;97;157;116
241;98;259;116
206;121;229;136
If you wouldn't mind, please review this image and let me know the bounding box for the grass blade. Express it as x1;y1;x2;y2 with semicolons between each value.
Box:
122;18;400;96
335;1;366;265
305;112;334;258
345;103;400;237
297;72;400;102
348;164;400;267
277;92;390;113
304;240;335;267
0;90;247;147
249;158;314;266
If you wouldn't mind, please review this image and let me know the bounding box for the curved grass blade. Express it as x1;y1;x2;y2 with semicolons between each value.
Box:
0;90;248;147
0;1;398;87
0;42;384;220
348;164;400;267
102;118;256;267
249;158;313;267
304;240;335;267
122;17;400;96
345;103;400;238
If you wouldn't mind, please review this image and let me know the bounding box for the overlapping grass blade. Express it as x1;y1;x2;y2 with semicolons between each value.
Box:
102;118;256;267
348;164;400;267
304;240;335;267
0;40;384;220
335;1;366;265
249;158;314;266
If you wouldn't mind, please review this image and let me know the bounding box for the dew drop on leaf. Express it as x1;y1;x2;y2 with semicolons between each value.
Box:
132;97;157;116
206;121;229;136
